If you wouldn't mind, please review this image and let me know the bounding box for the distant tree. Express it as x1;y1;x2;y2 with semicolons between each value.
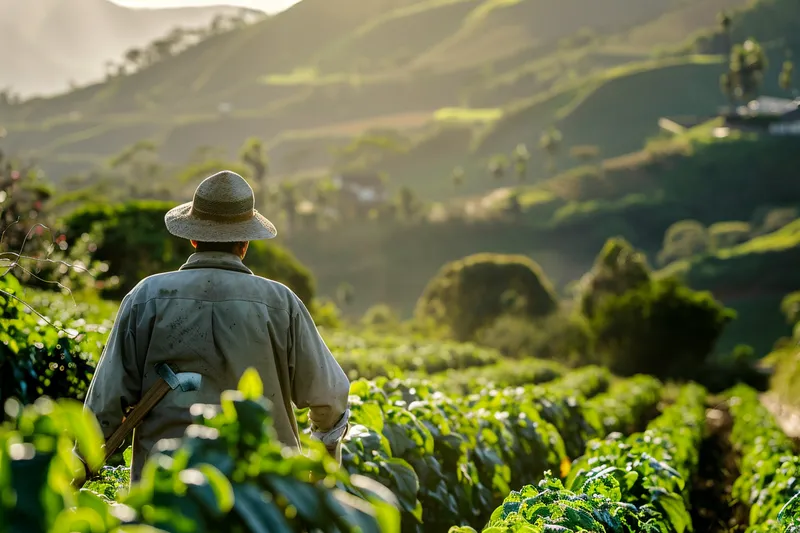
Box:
108;140;164;197
506;191;522;217
779;60;794;93
124;48;143;71
539;127;562;174
280;181;299;229
722;38;768;103
575;237;651;319
718;11;732;56
396;186;421;221
512;143;530;181
488;154;508;180
336;282;355;307
239;138;270;209
451;166;465;188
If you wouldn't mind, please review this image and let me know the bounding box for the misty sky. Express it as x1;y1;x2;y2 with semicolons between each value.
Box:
111;0;301;13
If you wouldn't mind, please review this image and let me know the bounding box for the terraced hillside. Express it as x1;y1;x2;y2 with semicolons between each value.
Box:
1;0;760;191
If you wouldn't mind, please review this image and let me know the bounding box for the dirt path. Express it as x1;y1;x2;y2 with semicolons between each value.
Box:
690;405;749;532
760;393;800;443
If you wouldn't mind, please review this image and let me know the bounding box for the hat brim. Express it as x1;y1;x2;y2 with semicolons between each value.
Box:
164;202;277;242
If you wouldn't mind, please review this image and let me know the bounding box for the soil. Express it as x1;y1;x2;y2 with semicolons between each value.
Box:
690;403;749;533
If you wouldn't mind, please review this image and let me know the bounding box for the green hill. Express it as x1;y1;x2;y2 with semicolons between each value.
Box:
1;0;756;190
282;128;800;357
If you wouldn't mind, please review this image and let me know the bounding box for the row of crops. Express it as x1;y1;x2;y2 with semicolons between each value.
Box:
4;281;800;532
2;360;663;533
728;385;800;533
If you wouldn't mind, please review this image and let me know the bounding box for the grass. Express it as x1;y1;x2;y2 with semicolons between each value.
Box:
433;107;503;124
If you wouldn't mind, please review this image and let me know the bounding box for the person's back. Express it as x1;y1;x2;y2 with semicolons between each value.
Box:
82;171;350;481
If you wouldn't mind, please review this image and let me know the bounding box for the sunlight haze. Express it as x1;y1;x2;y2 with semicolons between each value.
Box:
111;0;301;13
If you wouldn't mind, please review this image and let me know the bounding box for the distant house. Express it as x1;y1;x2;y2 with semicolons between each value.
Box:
331;172;389;218
723;96;800;135
332;172;388;203
658;96;800;137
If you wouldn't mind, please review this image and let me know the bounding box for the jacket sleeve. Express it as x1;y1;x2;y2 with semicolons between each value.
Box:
83;292;146;440
287;294;350;433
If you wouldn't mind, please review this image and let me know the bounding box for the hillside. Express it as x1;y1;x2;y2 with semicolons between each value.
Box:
658;220;800;355
282;129;800;356
0;0;238;97
0;0;756;189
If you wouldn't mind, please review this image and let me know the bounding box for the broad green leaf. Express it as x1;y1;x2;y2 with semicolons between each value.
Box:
237;368;264;401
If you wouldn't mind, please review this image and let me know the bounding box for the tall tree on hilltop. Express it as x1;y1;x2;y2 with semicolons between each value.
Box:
718;11;732;56
723;38;769;103
124;48;143;72
239;138;270;210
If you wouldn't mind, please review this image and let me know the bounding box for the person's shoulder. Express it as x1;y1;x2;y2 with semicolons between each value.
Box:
124;270;180;302
250;275;303;309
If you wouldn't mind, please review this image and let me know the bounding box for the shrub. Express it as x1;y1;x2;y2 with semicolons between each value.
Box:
575;237;651;319
61;200;315;303
0;275;95;406
474;312;593;365
657;219;708;265
708;221;751;251
415;253;558;341
360;304;399;330
588;275;734;380
697;344;770;393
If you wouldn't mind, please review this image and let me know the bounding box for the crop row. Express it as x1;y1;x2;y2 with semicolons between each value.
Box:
726;385;800;532
1;370;400;533
334;366;663;532
455;383;707;533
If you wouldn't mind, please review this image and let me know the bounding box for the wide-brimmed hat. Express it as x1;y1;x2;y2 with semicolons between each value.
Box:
164;170;277;242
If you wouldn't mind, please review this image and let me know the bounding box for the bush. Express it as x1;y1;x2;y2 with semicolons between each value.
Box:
0;369;399;533
694;344;770;393
657;219;708;265
414;253;558;341
474;312;592;365
588;276;734;380
708;221;751;251
0;275;95;406
360;304;399;330
61;200;315;303
575;237;651;319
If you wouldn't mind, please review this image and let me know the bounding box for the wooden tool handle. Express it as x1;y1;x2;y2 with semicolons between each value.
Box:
103;378;172;463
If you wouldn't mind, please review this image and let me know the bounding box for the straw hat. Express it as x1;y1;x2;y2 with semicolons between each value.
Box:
164;170;277;242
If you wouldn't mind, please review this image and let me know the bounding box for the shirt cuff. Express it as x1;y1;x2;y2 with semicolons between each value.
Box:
310;408;350;447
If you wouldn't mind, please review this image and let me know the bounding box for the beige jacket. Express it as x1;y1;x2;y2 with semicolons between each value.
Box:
84;251;350;481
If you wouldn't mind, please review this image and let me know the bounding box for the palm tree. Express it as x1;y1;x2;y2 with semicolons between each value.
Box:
718;11;732;55
540;128;562;174
725;38;768;102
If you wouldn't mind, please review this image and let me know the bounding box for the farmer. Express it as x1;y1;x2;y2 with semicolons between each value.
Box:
82;170;351;482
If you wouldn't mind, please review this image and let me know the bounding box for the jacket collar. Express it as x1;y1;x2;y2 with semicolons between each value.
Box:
178;252;253;275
